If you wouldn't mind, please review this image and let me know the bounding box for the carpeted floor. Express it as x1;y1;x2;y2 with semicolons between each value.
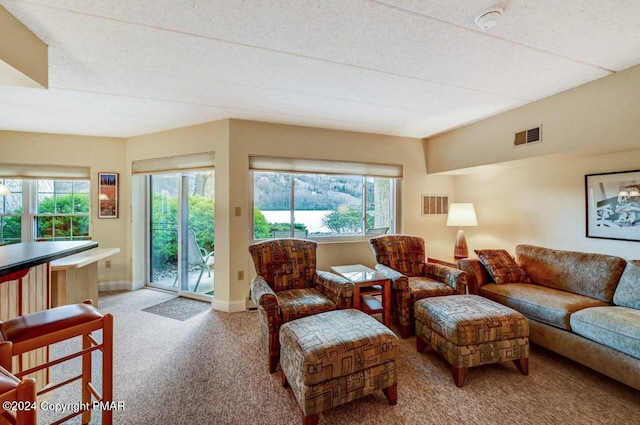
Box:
41;289;640;424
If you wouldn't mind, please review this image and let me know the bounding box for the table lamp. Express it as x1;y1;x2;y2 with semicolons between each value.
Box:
446;203;478;260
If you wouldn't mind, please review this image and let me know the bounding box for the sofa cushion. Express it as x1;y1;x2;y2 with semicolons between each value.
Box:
613;260;640;309
480;283;608;330
570;306;640;360
475;249;531;284
277;288;336;322
515;244;626;303
408;276;455;300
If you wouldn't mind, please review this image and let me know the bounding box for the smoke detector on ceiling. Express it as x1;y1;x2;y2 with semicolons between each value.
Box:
474;6;505;30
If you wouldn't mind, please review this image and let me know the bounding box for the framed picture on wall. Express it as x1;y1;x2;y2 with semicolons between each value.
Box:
98;172;118;219
585;169;640;242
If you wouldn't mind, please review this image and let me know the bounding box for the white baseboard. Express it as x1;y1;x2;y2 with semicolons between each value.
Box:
246;297;257;310
211;299;246;313
98;282;246;313
98;281;129;292
98;280;144;292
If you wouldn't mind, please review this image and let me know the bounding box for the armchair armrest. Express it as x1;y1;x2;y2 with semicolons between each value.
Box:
315;271;354;309
374;264;409;292
457;258;492;295
250;275;279;311
423;262;468;294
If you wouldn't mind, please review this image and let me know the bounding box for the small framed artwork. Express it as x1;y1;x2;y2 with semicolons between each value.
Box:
98;172;118;219
585;169;640;241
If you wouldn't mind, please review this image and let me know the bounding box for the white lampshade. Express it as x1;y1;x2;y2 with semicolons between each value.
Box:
446;203;478;227
0;183;11;196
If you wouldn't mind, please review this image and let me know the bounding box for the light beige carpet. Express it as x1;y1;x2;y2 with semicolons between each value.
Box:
40;289;640;424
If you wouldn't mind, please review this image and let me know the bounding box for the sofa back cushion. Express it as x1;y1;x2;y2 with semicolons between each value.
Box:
515;244;626;303
613;260;640;309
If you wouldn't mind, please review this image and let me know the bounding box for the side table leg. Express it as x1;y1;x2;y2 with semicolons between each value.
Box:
353;286;361;310
383;280;391;327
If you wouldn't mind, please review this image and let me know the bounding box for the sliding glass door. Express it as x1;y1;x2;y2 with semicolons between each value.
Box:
147;171;214;298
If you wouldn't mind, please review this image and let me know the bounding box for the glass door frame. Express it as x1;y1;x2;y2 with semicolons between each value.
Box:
145;173;213;302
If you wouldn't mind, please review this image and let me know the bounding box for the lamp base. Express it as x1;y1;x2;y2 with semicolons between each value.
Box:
454;229;469;260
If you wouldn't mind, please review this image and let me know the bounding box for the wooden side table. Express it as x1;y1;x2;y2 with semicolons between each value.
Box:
427;257;459;268
330;264;391;327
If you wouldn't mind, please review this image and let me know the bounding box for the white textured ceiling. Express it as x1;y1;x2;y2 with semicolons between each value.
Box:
1;0;639;138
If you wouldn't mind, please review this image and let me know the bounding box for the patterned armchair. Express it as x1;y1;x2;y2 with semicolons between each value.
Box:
369;235;468;338
249;238;354;373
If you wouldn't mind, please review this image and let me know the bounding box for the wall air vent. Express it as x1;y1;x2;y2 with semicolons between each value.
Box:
421;195;449;215
514;125;542;147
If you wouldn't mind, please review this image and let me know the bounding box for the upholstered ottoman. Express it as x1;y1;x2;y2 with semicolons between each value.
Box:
279;309;398;425
415;294;529;387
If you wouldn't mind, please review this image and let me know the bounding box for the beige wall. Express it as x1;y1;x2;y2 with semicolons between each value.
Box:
227;119;452;308
125;118;443;311
0;121;456;312
7;58;639;311
453;150;640;260
125;120;230;302
18;60;639;308
426;64;640;174
0;131;128;282
425;64;640;260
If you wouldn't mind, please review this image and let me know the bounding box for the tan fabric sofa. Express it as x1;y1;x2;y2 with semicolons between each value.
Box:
458;244;640;390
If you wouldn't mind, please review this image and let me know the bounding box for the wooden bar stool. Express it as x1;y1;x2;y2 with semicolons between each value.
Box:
0;301;113;425
0;342;36;425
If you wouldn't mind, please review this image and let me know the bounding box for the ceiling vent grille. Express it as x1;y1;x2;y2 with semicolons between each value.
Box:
514;125;542;147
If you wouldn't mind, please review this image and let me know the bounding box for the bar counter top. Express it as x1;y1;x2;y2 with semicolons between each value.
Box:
0;241;98;278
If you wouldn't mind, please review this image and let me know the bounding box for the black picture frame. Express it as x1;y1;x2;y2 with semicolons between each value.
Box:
585;169;640;242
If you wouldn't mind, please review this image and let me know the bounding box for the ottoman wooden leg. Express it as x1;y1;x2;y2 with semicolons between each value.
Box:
281;371;289;387
398;324;412;339
303;413;320;425
513;358;529;375
268;354;279;374
382;383;397;405
416;336;426;352
450;365;468;388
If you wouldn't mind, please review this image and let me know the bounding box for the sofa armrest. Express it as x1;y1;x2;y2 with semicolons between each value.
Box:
457;258;493;295
315;270;354;309
423;262;467;294
374;264;409;292
250;275;279;311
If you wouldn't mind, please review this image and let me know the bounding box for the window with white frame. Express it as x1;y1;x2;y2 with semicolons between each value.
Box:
0;179;23;245
35;179;91;241
250;157;402;241
0;178;91;244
